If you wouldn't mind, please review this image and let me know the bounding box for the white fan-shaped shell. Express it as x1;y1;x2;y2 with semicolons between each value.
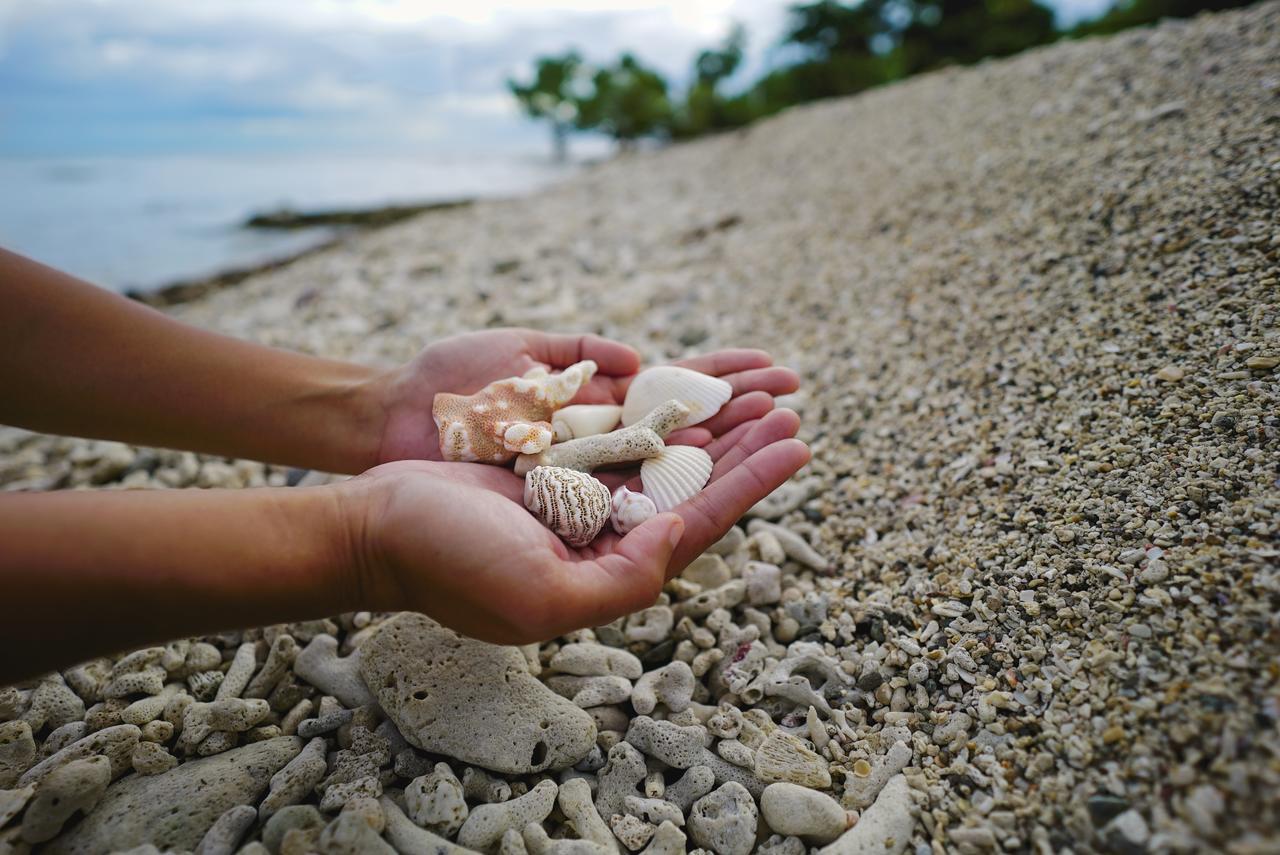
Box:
551;404;623;442
641;445;713;512
524;466;611;547
621;366;732;429
611;486;657;535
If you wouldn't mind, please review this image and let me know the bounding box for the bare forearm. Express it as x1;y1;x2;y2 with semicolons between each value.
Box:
0;249;388;473
0;487;355;683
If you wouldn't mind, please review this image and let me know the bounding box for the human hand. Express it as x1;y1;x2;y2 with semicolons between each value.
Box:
373;328;800;464
339;408;809;644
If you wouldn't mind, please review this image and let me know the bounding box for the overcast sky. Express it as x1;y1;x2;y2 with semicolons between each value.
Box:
0;0;1113;157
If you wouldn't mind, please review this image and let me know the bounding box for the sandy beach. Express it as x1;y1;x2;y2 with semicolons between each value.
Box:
2;2;1278;851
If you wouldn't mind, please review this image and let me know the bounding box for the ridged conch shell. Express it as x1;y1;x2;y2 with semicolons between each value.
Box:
433;360;596;463
551;404;622;442
621;366;732;429
610;486;657;535
640;445;713;512
523;466;611;547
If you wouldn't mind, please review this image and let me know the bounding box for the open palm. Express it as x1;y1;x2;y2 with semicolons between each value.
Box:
349;407;809;645
376;328;800;463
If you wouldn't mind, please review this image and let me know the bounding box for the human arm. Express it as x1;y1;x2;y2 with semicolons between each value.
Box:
0;248;387;473
0;409;808;683
0;248;798;471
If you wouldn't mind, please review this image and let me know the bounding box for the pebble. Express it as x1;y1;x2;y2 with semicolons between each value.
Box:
359;613;595;774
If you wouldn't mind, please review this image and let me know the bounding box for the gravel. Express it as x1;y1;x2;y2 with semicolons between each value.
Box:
2;2;1278;851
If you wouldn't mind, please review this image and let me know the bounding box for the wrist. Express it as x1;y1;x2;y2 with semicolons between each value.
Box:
373;362;438;465
325;475;403;612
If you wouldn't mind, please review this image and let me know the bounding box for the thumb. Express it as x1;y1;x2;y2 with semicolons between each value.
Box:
614;512;684;577
565;514;684;630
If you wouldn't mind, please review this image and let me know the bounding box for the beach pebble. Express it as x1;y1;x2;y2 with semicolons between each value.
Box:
406;762;469;838
20;755;110;843
360;613;595;774
381;796;476;855
317;807;396;854
609;813;656;851
842;741;912;809
40;736;302;854
0;722;37;789
458;779;558;851
263;805;325;854
631;662;695;715
754;730;831;788
293;635;375;710
688;782;757;855
259;736;328;821
595;742;648;820
818;775;914;855
131;741;178;776
194;804;256;855
19;723;139;787
551;645;642;679
761;783;850;843
556;777;616;851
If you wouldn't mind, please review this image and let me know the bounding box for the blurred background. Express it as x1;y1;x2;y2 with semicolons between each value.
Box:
0;0;1251;293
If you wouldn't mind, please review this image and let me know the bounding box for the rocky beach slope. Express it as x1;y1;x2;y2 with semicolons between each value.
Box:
2;2;1278;852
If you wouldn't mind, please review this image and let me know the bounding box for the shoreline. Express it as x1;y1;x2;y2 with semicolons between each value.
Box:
127;197;474;308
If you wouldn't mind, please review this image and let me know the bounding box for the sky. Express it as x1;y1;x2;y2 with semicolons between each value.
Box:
0;0;1114;158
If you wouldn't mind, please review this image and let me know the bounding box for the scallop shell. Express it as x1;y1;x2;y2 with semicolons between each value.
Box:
523;466;612;547
640;445;713;512
621;366;732;429
551;404;623;442
611;486;657;535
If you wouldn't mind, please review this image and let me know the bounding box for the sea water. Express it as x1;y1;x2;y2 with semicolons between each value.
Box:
0;151;582;292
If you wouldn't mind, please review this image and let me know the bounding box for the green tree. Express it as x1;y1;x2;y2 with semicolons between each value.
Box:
676;25;749;138
1071;0;1255;37
576;54;673;147
508;52;587;162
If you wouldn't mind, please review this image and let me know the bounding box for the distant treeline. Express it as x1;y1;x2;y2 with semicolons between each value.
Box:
509;0;1256;157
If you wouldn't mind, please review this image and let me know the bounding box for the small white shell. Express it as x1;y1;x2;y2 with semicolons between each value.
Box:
641;445;713;512
503;422;553;455
524;466;611;547
611;486;657;535
551;404;622;442
621;366;732;429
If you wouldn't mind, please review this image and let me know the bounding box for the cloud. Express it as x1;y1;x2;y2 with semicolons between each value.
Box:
0;0;1093;156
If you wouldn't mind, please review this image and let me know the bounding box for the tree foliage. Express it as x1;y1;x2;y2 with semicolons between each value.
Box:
510;0;1258;156
507;51;587;161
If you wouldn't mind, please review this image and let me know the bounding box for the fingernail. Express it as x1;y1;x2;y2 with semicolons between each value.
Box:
667;518;684;548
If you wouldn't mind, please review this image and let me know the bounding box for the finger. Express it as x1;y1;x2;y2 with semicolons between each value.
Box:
570;375;629;406
611;349;775;399
674;349;773;376
671;438;810;571
697;391;773;438
705;408;801;466
664;427;713;448
720;366;801;398
555;513;684;628
524;330;641;375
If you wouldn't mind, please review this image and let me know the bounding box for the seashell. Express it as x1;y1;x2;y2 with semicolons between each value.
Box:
523;466;611;547
433;360;596;463
641;445;713;512
611;486;657;535
515;400;689;476
622;366;732;429
551;404;622;442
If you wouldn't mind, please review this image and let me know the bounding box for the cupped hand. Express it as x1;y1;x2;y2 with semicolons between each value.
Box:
374;327;800;464
341;409;809;645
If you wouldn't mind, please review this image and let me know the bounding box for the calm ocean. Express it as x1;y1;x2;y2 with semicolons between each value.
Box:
0;151;583;293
